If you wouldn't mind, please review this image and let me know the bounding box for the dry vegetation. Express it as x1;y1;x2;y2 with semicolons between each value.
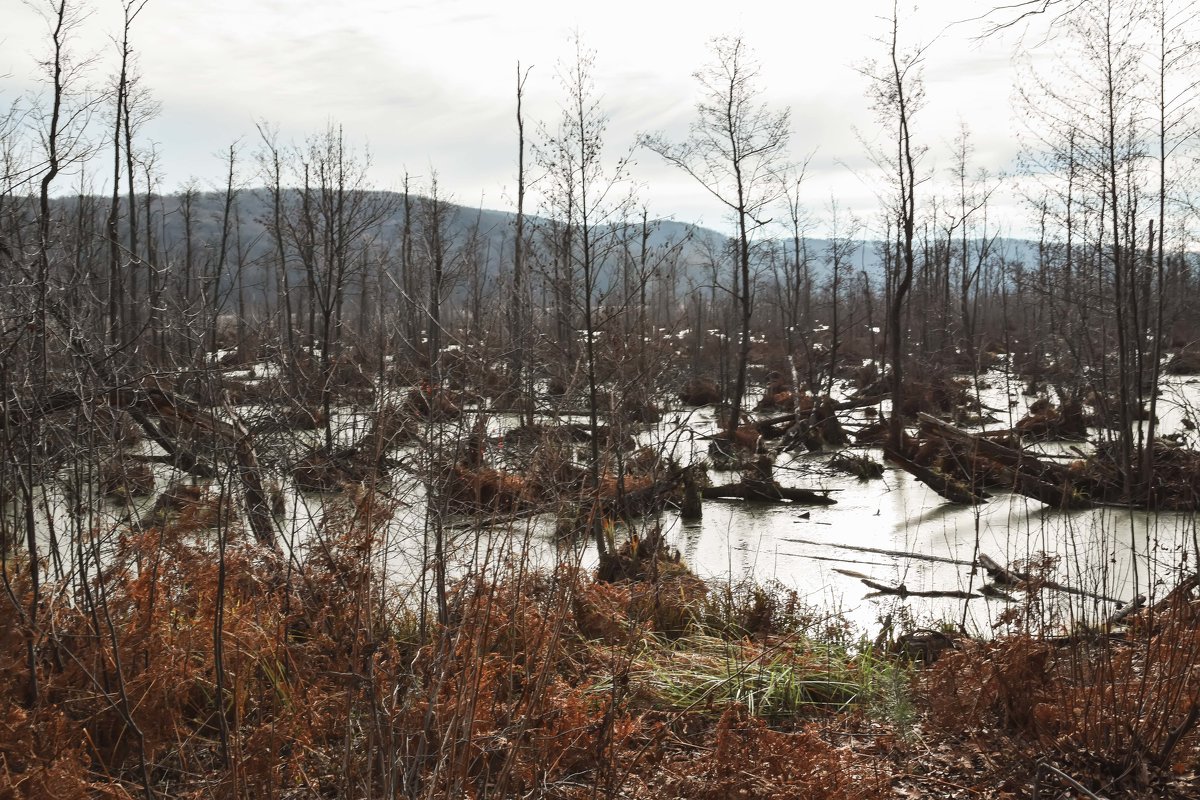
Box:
2;494;1199;798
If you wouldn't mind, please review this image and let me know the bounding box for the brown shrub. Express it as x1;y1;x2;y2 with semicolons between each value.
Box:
921;602;1200;784
99;457;156;501
678;376;721;406
661;706;890;800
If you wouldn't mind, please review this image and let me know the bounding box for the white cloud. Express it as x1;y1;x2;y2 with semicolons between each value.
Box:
1;0;1041;234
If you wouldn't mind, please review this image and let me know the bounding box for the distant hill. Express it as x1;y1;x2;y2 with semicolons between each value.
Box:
63;189;727;296
52;189;1038;301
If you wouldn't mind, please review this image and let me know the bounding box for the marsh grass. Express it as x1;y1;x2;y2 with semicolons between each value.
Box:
591;631;910;718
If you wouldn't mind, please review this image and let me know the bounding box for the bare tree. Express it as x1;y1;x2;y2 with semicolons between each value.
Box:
416;170;457;382
537;34;635;560
1144;0;1200;488
777;159;815;395
823;199;862;397
859;3;928;449
945;124;1000;366
511;63;534;426
278;125;396;445
642;35;790;438
255;121;297;361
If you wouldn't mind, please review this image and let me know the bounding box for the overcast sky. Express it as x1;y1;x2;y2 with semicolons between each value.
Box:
2;0;1049;237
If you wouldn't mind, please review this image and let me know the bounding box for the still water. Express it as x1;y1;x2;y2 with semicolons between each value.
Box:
21;368;1200;637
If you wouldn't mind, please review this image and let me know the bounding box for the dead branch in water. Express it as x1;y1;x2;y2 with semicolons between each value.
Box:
833;568;981;599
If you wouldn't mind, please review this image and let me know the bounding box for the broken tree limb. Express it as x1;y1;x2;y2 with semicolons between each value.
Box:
978;553;1124;604
786;540;1129;607
1105;595;1146;626
833;568;981;600
780;537;976;567
125;405;217;478
754;394;889;431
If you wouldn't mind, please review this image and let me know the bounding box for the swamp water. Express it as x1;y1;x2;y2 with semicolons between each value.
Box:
20;367;1200;637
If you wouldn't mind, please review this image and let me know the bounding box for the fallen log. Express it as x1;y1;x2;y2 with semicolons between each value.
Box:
979;584;1019;602
125;406;217;478
224;399;280;551
0;388;91;429
699;454;836;505
977;553;1022;586
444;507;543;531
1105;595;1146;626
701;482;835;505
883;446;987;505
987;460;1093;510
917;412;1075;486
914;413;1095;509
1146;573;1198;616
